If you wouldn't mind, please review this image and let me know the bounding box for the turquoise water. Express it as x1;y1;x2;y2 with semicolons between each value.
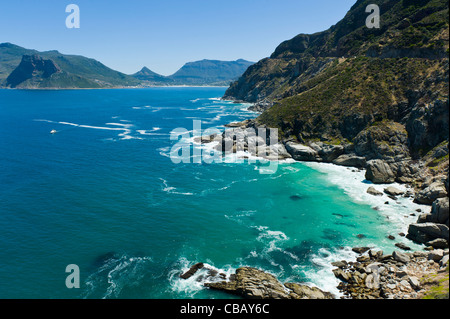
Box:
0;88;426;299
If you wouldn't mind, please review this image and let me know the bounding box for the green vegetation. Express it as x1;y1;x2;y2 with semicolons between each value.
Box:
257;57;447;142
421;265;449;299
226;0;448;158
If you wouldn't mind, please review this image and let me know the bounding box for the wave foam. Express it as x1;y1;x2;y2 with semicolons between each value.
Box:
83;254;153;299
304;162;430;234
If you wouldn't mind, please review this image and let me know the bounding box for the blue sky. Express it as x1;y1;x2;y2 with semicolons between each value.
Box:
0;0;357;75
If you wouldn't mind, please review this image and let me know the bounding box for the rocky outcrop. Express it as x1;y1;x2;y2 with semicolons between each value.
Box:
353;122;410;162
414;179;448;205
203;267;333;299
365;160;396;184
333;248;449;299
406;223;449;246
284;142;319;162
332;154;366;169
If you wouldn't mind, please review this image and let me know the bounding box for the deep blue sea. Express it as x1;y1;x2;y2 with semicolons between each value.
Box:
0;87;427;299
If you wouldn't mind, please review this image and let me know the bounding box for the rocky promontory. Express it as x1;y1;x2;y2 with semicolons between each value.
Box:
180;264;333;299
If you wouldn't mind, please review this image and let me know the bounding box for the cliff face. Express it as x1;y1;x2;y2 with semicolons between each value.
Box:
6;54;61;88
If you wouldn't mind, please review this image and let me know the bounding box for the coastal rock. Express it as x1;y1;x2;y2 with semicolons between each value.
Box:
365;273;380;290
392;251;411;264
353;121;410;161
393;161;420;184
308;142;344;162
267;143;292;160
365;160;396;184
352;247;371;254
427;249;445;262
407;222;449;244
332;154;366;168
440;255;449;268
284;283;333;299
284;142;319;161
426;238;448;249
367;186;383;196
204;267;332;299
204;267;290;299
395;243;411;251
430;197;449;225
384;186;404;196
180;263;205;279
414;181;448;205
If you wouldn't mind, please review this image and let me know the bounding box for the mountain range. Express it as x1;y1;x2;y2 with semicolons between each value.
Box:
0;42;254;89
132;59;254;86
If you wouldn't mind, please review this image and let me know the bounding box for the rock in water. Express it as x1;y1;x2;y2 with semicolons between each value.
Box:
384;186;404;196
367;186;383;196
204;267;332;299
395;243;411;251
290;195;302;201
352;247;371;254
180;262;204;279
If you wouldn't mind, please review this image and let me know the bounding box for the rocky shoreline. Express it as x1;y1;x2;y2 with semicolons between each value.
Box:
332;247;449;299
187;116;449;299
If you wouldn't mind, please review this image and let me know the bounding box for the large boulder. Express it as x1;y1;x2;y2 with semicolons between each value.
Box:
365;159;396;184
384;186;404;196
204;267;332;299
367;186;383;196
309;142;344;162
430;197;449;225
332;154;366;168
414;181;448;205
406;222;449;244
285;142;319;161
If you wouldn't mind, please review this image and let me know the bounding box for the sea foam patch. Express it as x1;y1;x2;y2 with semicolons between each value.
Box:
304;162;430;242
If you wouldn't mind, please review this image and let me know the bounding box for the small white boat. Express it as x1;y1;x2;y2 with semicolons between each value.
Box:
50;130;57;134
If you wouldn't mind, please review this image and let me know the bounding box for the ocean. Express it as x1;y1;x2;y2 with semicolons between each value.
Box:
0;87;428;299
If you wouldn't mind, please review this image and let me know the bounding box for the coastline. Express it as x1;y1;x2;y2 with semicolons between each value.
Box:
0;85;231;91
188;101;449;299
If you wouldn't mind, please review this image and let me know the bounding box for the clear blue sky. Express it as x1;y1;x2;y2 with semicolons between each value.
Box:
0;0;357;75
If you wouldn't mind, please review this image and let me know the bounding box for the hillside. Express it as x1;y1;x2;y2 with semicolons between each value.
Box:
0;43;141;88
225;0;448;103
224;0;449;161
